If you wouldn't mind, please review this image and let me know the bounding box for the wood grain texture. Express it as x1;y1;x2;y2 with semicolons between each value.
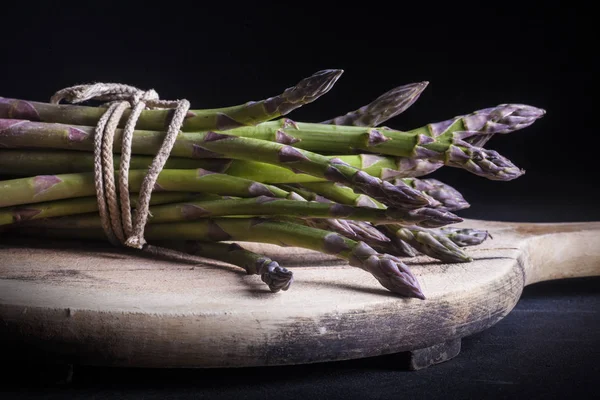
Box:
0;219;598;368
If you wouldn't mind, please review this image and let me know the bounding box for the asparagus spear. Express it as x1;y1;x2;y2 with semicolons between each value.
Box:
321;82;429;126
0;169;295;208
293;182;460;227
299;181;445;209
15;218;425;299
0;121;430;209
159;241;294;293
14;196;462;229
0;149;433;183
439;227;492;247
0;70;343;131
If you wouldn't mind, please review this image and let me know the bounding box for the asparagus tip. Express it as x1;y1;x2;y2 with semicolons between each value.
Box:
266;69;343;116
349;242;425;299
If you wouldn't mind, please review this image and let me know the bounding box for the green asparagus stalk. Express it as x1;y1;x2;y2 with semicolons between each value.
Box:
321;82;428;126
0;149;427;184
0;193;217;226
0;149;225;176
0;121;430;209
14;196;462;229
0;169;295;208
439;227;492;247
1;70;343;131
14;218;425;298
298;182;385;209
158;241;294;293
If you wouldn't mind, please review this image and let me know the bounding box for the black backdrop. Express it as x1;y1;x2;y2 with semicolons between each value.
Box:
1;1;599;399
1;1;598;220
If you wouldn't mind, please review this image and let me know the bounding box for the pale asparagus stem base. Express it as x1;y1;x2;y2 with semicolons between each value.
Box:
0;120;431;209
13;218;425;299
1;70;343;131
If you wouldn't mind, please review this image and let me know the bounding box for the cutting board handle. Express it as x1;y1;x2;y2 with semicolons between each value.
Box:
512;221;600;285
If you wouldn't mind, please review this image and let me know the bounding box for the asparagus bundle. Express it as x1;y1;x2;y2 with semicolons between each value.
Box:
0;70;544;299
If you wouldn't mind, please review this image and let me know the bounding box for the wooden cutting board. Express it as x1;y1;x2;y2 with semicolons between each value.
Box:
1;219;598;370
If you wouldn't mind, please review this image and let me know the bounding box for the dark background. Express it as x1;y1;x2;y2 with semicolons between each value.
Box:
1;1;598;399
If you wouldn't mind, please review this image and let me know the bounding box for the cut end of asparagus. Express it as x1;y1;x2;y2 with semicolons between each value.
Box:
348;242;425;299
264;69;344;116
257;259;294;292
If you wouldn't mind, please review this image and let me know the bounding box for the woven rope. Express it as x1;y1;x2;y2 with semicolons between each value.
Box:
51;83;190;249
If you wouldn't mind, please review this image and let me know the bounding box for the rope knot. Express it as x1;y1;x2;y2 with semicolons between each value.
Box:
51;83;190;249
51;83;161;109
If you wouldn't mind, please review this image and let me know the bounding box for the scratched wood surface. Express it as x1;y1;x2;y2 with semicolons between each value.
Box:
0;219;598;368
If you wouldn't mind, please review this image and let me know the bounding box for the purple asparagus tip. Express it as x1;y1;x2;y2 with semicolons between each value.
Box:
408;178;471;211
407;207;463;228
348;242;426;299
446;142;525;181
